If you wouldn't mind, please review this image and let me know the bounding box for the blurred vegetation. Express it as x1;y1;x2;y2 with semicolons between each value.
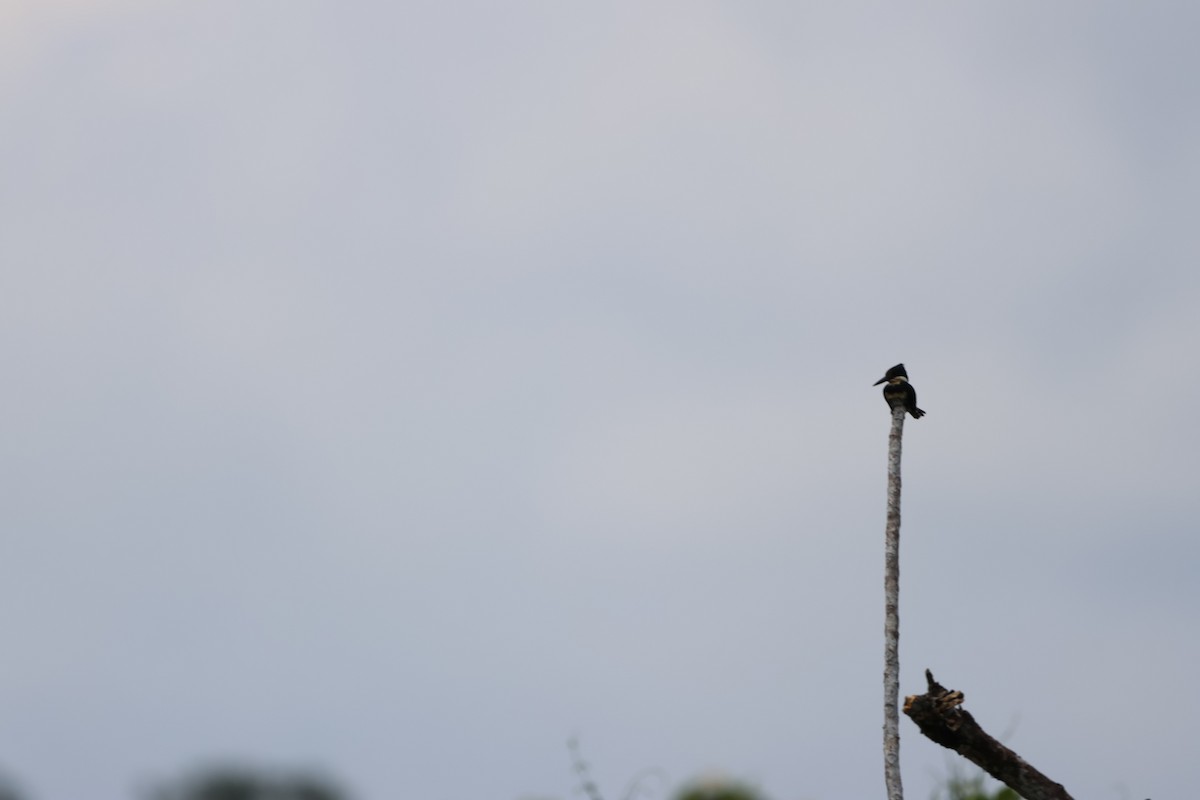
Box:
672;777;766;800
932;765;1019;800
0;765;350;800
0;774;23;800
0;759;1023;800
569;738;765;800
147;767;347;800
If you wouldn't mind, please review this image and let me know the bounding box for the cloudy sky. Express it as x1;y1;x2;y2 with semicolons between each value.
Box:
2;3;1198;799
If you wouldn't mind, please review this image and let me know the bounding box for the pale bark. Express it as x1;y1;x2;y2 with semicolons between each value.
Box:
883;402;906;800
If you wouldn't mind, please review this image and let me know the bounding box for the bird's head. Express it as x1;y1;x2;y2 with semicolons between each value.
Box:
873;363;908;386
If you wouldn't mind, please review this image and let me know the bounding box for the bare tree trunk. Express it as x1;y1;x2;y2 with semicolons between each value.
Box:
883;402;906;800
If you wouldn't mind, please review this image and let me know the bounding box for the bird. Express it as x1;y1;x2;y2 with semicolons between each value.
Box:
874;363;926;419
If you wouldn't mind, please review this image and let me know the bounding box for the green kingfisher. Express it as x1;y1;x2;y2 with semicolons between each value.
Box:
874;363;925;419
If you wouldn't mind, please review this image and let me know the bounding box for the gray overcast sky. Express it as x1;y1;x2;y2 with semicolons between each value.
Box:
1;3;1197;799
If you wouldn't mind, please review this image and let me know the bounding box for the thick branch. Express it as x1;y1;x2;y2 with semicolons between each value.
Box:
904;670;1074;800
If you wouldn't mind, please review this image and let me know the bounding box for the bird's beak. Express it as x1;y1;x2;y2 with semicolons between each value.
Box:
873;376;887;386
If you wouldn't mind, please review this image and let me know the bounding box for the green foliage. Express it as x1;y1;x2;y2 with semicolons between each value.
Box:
933;767;1019;800
672;777;767;800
